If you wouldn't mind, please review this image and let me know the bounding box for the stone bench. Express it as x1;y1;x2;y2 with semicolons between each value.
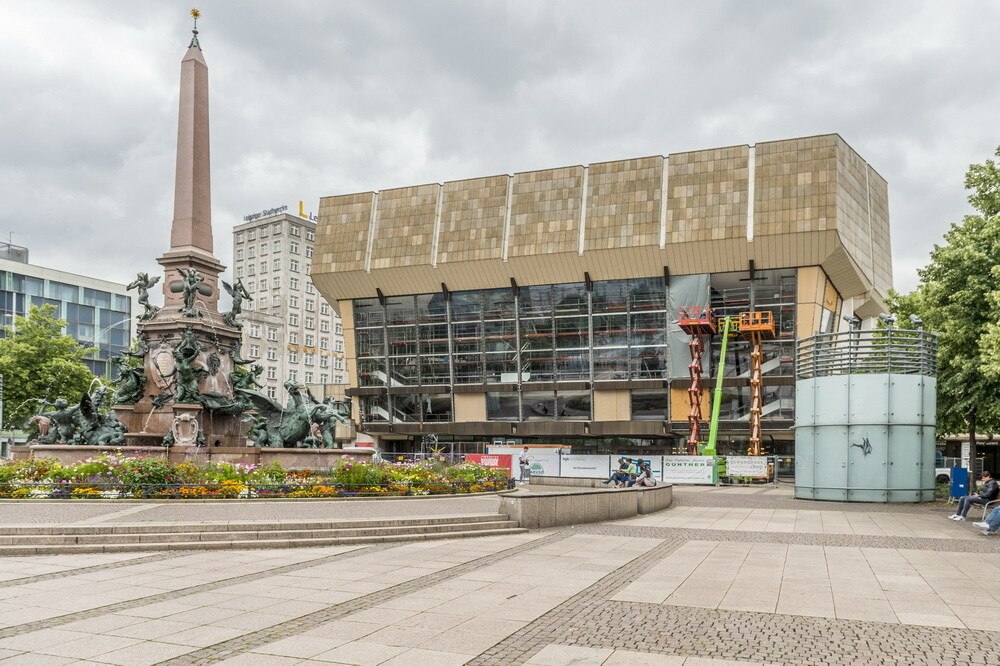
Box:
499;483;672;529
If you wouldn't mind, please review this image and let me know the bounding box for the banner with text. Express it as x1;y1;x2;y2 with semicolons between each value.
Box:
487;446;561;477
559;455;612;478
725;456;769;478
662;456;715;484
466;454;513;472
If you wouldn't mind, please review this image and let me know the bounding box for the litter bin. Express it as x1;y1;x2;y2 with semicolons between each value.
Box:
950;466;970;499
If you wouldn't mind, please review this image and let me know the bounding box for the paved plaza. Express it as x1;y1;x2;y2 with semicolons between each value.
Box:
0;486;996;665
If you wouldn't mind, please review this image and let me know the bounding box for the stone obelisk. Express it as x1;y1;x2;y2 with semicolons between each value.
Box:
155;16;224;312
119;13;246;446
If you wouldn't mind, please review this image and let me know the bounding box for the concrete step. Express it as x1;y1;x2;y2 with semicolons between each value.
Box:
0;526;528;556
0;519;520;546
0;513;506;536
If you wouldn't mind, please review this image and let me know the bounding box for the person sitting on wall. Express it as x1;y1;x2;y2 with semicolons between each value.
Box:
948;471;999;521
602;457;630;486
632;461;657;487
619;458;640;487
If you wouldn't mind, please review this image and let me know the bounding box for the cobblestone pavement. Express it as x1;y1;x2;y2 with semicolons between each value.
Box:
0;489;996;664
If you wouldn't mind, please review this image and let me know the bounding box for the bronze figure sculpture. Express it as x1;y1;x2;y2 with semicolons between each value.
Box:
127;273;161;320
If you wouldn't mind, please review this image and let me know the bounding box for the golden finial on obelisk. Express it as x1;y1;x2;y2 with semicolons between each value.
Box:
189;8;202;49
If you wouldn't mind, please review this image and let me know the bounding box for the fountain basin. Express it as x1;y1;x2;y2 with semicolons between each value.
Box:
11;444;376;469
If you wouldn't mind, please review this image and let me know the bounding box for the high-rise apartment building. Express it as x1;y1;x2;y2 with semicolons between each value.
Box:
0;243;139;378
232;211;346;402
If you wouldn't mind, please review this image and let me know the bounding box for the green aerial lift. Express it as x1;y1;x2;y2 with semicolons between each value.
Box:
699;316;733;482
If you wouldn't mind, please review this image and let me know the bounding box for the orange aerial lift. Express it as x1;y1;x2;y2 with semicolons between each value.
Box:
678;307;716;455
738;310;776;455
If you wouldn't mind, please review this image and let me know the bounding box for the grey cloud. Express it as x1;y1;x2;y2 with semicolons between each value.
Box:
1;0;998;295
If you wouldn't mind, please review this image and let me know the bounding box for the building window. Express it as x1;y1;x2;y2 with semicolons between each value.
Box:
259;242;267;255
320;356;329;368
258;279;267;291
236;248;244;261
260;261;267;274
248;265;255;276
249;324;261;338
267;386;276;399
259;226;268;238
305;299;315;311
305;353;314;365
273;295;281;307
305;334;314;347
305;371;314;384
236;233;244;244
335;322;343;335
290;260;299;273
305;263;311;274
289;351;298;363
320;373;328;384
320;303;330;316
631;390;668;421
289;295;299;308
249;345;260;358
320;320;330;333
335;339;343;352
267;347;277;360
273;258;280;271
288;370;297;382
290;241;299;254
304;316;315;330
320;338;329;350
267;366;277;380
290;225;301;237
274;240;282;252
305;246;313;259
306;229;315;241
246;280;254;293
266;327;277;341
272;277;281;289
248;247;255;259
236;267;243;278
248;230;256;241
290;277;299;290
289;331;299;344
305;282;315;294
289;313;299;326
273;223;282;235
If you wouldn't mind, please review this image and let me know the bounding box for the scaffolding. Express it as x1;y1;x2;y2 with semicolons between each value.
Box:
678;307;716;455
739;310;776;455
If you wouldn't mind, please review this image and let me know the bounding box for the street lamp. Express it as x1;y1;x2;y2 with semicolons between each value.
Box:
878;313;896;328
909;314;924;331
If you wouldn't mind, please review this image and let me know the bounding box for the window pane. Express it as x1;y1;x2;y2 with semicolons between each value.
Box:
592;279;629;314
557;390;591;420
454;353;484;384
484;351;516;383
423;394;452;422
486;392;520;421
552;283;587;315
521;391;556;420
385;296;415;325
518;285;552;317
451;291;482;321
631;390;668;420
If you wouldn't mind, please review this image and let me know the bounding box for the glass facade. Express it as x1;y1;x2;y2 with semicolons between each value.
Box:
355;269;803;427
0;270;131;377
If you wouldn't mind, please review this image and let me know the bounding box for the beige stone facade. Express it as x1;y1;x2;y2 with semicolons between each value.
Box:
310;134;894;451
314;134;891;319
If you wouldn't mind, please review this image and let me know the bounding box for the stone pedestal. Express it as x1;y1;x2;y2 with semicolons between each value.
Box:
14;443;375;470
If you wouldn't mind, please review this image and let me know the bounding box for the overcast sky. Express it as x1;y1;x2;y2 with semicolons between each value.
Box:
2;1;998;297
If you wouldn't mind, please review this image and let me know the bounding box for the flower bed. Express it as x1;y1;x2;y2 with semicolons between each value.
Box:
0;455;509;499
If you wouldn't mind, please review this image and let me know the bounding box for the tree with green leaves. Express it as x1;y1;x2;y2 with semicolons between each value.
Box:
0;304;100;429
887;146;1000;464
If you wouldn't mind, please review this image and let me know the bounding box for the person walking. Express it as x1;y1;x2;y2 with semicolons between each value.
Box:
518;447;531;483
948;470;999;521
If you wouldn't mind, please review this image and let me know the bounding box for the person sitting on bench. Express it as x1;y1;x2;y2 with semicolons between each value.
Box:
948;470;999;521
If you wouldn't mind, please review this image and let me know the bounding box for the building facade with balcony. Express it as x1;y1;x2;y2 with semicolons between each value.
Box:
311;134;893;456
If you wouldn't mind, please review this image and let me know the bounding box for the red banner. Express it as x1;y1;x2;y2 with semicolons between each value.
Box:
466;454;512;471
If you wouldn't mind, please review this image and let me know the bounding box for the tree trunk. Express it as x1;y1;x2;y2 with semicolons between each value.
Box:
969;408;978;483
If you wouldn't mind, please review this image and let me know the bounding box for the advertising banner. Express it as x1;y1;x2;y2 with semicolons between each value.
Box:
559;455;611;478
662;456;715;484
725;456;769;478
487;446;561;477
466;454;512;472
